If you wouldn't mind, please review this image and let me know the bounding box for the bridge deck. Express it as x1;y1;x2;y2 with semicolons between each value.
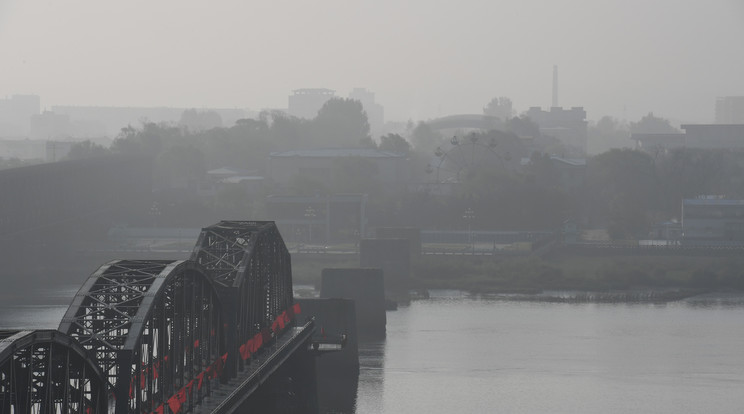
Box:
194;320;315;414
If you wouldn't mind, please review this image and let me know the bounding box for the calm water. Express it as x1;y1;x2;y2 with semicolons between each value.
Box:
3;290;744;413
354;291;744;414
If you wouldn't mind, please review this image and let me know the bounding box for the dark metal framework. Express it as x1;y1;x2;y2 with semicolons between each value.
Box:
0;329;107;413
59;260;224;413
191;221;294;373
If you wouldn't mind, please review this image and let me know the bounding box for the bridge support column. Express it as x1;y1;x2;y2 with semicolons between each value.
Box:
320;268;386;339
114;350;133;414
296;298;360;413
359;238;411;293
222;294;240;381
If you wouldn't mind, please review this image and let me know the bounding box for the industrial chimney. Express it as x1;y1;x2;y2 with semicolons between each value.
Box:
552;65;559;108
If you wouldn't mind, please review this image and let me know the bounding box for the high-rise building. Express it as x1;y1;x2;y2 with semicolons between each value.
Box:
552;65;559;108
0;94;41;137
288;88;335;119
526;106;588;153
348;88;384;139
715;96;744;124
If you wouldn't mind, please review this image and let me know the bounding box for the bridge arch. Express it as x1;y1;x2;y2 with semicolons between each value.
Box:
0;329;108;413
191;221;294;375
59;260;225;413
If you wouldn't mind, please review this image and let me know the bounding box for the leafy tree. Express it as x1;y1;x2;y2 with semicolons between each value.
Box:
586;149;658;239
179;109;222;131
266;111;307;149
65;140;110;160
379;133;411;154
483;96;514;120
154;145;206;191
587;116;631;155
655;148;744;216
313;98;370;147
111;122;180;156
409;121;442;154
525;153;560;188
359;136;378;149
505;115;541;138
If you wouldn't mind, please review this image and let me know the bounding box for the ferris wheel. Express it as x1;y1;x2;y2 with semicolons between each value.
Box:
426;133;508;183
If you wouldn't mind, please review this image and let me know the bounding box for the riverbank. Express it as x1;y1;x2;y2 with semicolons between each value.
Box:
292;253;744;295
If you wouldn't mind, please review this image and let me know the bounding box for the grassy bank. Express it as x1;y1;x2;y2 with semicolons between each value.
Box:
413;255;744;293
291;254;359;287
291;252;744;293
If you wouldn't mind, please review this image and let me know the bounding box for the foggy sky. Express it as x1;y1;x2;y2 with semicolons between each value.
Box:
1;0;742;124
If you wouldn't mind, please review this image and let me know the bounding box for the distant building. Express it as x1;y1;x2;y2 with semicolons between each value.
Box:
0;95;41;137
632;124;744;153
682;198;744;242
348;88;384;138
681;124;744;149
525;107;588;153
288;89;335;119
268;148;408;189
549;156;586;192
266;193;368;243
715;96;744;124
30;111;72;140
203;167;264;197
649;221;682;241
0;139;46;160
52;106;251;137
425;114;503;132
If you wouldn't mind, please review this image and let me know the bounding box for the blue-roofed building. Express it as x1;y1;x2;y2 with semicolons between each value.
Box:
682;198;744;242
268;148;409;189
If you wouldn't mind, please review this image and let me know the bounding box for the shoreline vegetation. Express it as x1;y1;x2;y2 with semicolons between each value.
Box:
292;253;744;303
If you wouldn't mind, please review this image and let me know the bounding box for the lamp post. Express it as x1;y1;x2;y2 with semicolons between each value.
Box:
463;207;475;254
304;206;316;243
149;201;161;228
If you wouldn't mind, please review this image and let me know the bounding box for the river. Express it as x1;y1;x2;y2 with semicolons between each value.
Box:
2;289;744;413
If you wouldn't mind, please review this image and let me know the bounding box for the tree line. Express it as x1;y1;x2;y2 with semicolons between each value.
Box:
64;98;744;239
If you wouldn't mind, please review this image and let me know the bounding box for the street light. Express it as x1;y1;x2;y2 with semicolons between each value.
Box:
304;206;316;243
149;201;161;228
463;207;475;254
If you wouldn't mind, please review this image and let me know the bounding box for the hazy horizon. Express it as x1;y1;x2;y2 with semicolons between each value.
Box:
1;0;742;124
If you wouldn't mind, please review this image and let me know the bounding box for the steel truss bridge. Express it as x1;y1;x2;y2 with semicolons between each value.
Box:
1;221;316;414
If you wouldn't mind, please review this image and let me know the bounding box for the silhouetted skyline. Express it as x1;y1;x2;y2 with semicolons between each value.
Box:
1;0;742;123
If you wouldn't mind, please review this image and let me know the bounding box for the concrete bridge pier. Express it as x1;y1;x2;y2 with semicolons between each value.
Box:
296;298;360;413
359;238;411;293
320;268;386;340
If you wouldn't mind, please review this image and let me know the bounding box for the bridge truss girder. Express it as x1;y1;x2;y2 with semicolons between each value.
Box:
59;260;224;414
0;329;108;413
191;221;294;374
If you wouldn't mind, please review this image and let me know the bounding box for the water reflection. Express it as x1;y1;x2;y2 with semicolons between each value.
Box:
5;289;744;414
353;341;386;414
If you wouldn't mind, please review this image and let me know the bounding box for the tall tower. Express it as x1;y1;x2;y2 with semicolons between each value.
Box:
552;65;559;108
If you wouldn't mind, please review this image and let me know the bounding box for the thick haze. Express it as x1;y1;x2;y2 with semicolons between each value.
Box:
1;0;742;123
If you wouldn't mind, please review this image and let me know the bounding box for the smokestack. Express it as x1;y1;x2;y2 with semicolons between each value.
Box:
552;65;558;108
